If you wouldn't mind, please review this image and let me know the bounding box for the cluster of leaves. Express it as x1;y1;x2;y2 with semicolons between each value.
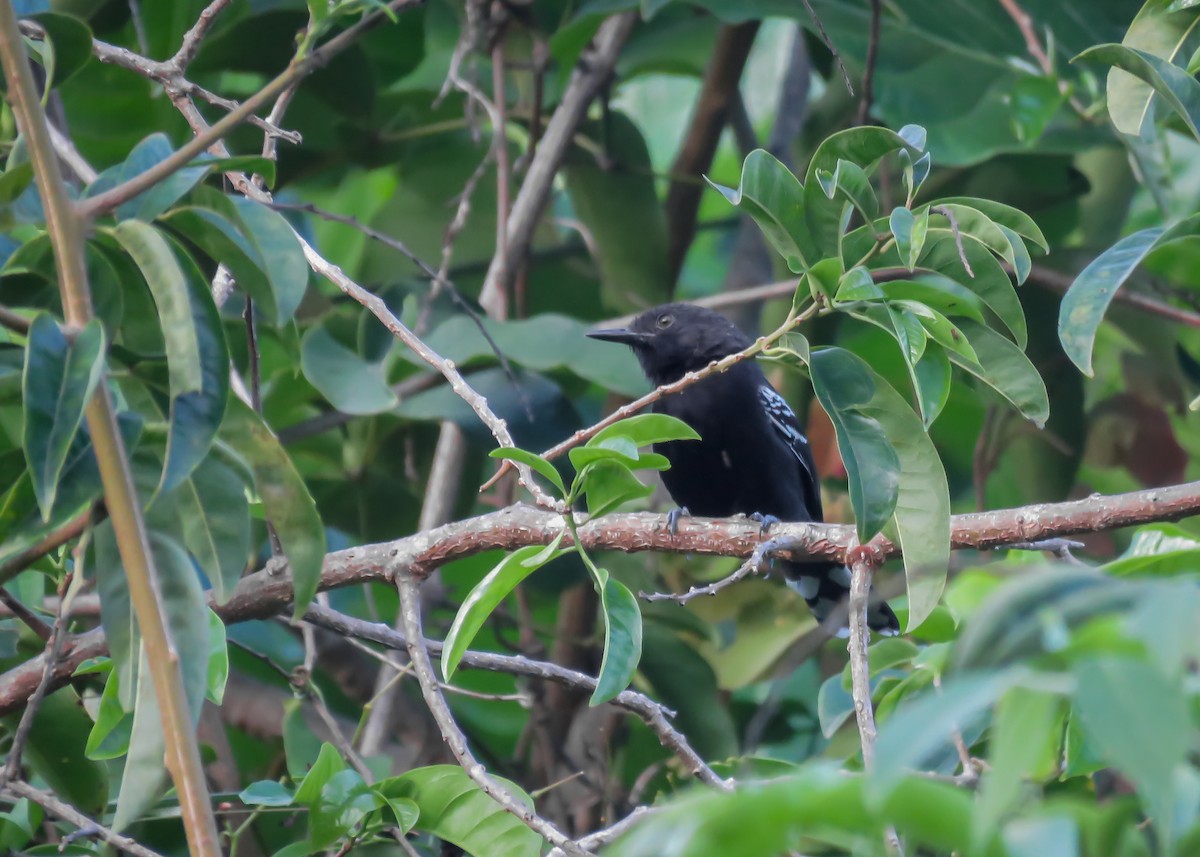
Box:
708;123;1048;628
611;524;1200;857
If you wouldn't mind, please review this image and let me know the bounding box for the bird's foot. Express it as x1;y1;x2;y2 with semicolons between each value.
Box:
666;506;691;536
749;512;781;535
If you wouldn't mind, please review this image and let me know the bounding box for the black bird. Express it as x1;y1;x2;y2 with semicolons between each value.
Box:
588;303;899;637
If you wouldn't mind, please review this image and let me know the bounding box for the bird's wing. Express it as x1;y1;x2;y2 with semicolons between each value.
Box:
757;384;824;519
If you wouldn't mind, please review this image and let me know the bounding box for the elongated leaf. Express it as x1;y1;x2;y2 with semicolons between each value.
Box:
912;344;952;429
808;159;879;257
589;412;701;447
86;134;209;222
441;540;566;680
222;400;326;617
489;447;566;496
172;456;250;602
707;149;817;273
161;206;287;325
895;300;978;364
109;221;229;494
919;229;1027;347
809;349;900;542
929;197;1048;252
379;765;541;857
230;197;308;323
890;206;928;271
300;324;398;416
1077;44;1200;140
814;348;951;627
578;459;654;518
110;533;209;833
1058;216;1200;374
21;315;105;520
592;571;643;705
953;320;1050;427
974;687;1064;846
928;203;1029;281
1074;656;1189;842
1096;1;1200;137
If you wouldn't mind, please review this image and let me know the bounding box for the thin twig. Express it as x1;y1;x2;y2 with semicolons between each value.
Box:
857;0;881;125
799;0;853;95
169;0;234;71
995;0;1088;117
0;567;83;791
547;807;658;856
5;780;167;857
0;587;52;640
640;533;807;604
396;576;591;856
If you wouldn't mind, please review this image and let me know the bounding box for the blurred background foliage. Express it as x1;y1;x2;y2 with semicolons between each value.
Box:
3;0;1200;855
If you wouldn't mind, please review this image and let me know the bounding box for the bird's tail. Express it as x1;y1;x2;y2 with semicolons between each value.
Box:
782;562;900;637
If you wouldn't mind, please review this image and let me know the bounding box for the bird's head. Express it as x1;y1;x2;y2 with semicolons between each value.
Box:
587;303;752;386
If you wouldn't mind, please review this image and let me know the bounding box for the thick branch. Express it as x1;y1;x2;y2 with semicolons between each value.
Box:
5;480;1200;718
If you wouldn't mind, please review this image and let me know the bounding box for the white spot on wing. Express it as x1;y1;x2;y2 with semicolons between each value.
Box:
721;450;732;468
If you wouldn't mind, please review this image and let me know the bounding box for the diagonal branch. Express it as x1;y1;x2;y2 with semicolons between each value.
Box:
396;576;591;856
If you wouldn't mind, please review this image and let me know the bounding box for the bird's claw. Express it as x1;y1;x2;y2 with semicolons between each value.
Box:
666;506;690;536
749;512;781;535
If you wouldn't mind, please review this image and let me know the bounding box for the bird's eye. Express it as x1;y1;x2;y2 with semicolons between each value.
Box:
656;314;674;329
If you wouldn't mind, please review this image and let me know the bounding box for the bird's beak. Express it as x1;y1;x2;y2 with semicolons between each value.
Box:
586;327;652;345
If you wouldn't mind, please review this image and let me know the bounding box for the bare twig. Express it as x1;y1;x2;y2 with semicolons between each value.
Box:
5;781;166;857
305;603;727;788
847;549;880;769
0;510;92;589
799;0;853;95
547;807;658;856
396;576;590;856
996;0;1088;117
0;587;52;640
0;568;83;791
857;0;881;125
479;11;637;308
169;0;234;71
640;533;802;604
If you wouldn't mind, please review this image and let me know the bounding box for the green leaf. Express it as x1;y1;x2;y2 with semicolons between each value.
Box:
441;542;566;680
707;148;817;273
591;571;642;705
826;349;951;628
228;197;308;323
872;669;1027;801
809;349;900;542
109;220;229;495
929;197;1048;253
589;412;701;447
87;134;209;222
912;344;952;429
928;202;1031;281
310;769;381;849
1073;656;1189;840
808;159;879;258
1058;216;1200;375
1077;43;1200;140
953;320;1050;427
7;690;108;815
161;205;295;326
918;229;1027;347
172;455;250;602
578;459;654;518
21;314;105;520
111;533;208;832
377;795;419;832
0;161;33;205
239;780;295;807
890;206;928;270
29;12;92;89
300;324;398;416
895;300;978;364
378;765;541;857
206;608;229;705
975;687;1064;846
222;400;326;618
293;743;346;807
489;447;566;496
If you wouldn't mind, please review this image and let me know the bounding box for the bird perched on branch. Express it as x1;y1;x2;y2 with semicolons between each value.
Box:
588;303;899;637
